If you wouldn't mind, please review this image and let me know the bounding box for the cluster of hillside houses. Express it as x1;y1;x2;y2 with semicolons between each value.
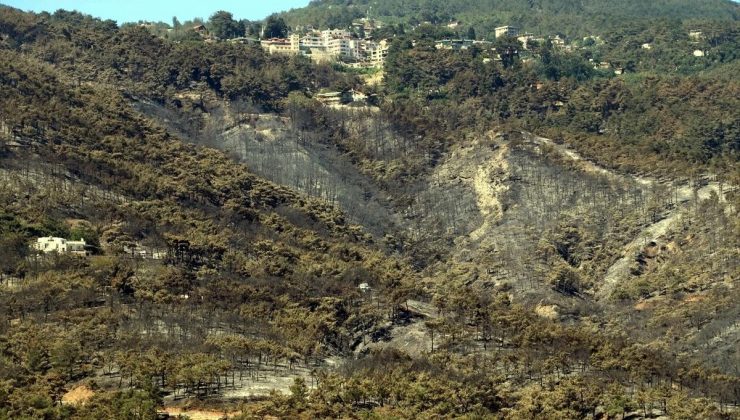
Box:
424;25;565;52
234;19;710;72
260;27;390;68
435;25;709;74
258;24;533;68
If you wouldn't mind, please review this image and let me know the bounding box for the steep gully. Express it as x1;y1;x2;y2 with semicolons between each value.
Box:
520;132;734;301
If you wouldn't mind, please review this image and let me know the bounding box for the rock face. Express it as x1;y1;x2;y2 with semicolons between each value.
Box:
425;131;510;244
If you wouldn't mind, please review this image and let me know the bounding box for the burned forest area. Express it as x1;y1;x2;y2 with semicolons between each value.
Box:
0;1;738;419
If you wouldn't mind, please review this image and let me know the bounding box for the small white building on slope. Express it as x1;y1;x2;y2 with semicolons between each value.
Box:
34;237;89;256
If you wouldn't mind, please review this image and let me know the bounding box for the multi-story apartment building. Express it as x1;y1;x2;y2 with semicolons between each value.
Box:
495;25;519;38
327;37;361;58
365;39;390;67
262;28;389;67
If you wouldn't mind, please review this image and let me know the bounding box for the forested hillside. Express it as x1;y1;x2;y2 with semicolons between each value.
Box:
0;7;415;418
377;36;739;177
284;0;739;38
0;3;738;419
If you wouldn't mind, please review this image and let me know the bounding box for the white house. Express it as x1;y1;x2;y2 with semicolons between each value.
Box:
350;89;367;102
34;237;68;253
688;30;703;41
34;237;89;256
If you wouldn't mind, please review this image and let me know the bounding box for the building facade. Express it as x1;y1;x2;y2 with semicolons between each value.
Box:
495;25;519;38
260;34;301;55
365;39;390;67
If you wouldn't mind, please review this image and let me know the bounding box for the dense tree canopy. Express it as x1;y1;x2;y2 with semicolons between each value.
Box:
283;0;739;37
208;10;243;39
263;15;289;39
